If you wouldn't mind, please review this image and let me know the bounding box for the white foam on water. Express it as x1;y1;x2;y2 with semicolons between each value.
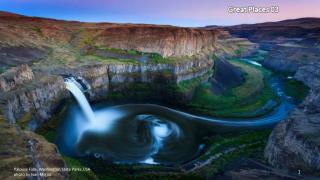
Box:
64;78;122;143
247;60;262;67
65;78;95;123
153;123;170;138
140;157;158;165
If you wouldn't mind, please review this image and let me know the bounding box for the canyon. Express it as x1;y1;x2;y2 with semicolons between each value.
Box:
0;11;319;179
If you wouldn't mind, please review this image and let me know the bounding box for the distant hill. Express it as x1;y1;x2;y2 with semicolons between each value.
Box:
206;18;320;29
206;18;320;48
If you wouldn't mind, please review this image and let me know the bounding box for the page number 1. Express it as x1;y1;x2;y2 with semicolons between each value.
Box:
298;170;301;175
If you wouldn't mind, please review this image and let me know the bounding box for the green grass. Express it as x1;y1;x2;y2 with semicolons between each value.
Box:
148;54;199;65
80;54;140;65
195;130;271;178
173;71;213;94
149;53;172;64
189;59;278;118
94;46;196;65
63;156;99;180
200;130;271;160
284;79;309;102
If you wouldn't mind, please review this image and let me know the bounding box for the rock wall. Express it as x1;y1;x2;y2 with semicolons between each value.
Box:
265;62;320;176
0;64;34;92
295;62;320;90
210;59;244;94
262;45;320;72
265;108;320;175
107;55;213;83
0;66;69;127
95;26;218;57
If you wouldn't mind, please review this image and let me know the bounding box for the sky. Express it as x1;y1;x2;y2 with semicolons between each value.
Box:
0;0;319;27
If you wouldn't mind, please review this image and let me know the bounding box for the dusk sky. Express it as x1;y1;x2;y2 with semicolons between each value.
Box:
0;0;319;27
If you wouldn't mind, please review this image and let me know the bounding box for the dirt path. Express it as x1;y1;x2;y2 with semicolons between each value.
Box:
186;141;262;172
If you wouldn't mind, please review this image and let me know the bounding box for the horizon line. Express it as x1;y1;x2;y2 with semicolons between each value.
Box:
1;10;319;28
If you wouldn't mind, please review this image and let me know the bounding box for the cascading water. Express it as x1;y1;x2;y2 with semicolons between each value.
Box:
61;77;190;164
64;77;95;123
62;77;122;150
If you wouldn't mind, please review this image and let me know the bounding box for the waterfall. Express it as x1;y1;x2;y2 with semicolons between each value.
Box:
64;77;95;123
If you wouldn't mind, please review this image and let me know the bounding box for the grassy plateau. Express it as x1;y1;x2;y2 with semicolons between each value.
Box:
188;58;279;118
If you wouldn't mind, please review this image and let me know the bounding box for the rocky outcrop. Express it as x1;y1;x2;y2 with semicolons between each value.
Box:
295;62;320;89
0;115;68;179
0;64;34;92
210;59;244;94
0;65;69;127
265;109;320;175
3;75;68;125
301;89;320;114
